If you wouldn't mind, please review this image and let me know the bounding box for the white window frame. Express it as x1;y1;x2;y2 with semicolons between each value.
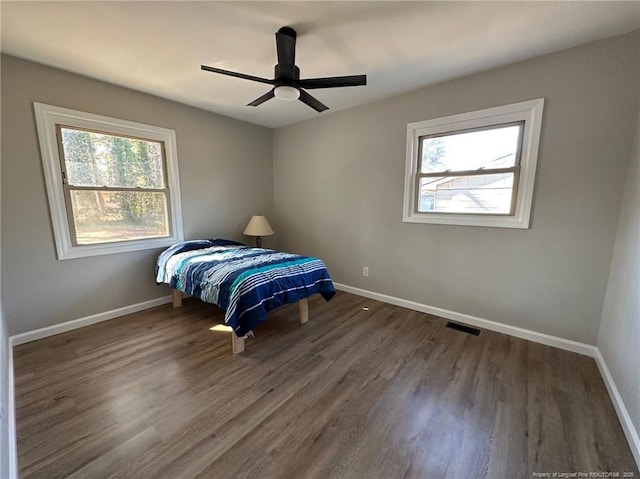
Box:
34;103;184;260
403;98;544;228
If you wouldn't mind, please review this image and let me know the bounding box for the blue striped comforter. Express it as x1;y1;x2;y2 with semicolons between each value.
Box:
156;240;335;336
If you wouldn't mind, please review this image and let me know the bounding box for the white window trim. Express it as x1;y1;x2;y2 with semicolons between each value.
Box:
34;102;184;260
403;98;544;228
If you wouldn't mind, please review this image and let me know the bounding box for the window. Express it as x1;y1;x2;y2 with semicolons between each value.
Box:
35;103;183;259
403;99;544;228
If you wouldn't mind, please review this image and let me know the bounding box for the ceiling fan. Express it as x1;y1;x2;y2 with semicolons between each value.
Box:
201;26;367;113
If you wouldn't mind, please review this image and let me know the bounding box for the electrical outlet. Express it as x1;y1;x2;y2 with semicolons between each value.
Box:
362;266;369;277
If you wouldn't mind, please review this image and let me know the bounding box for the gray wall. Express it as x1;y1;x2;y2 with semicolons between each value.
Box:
273;31;640;344
598;105;640;435
1;55;273;336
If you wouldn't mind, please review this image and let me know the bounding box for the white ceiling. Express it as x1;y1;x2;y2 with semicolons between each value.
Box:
2;1;639;128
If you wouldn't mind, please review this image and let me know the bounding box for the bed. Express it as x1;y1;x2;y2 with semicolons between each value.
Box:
155;239;336;353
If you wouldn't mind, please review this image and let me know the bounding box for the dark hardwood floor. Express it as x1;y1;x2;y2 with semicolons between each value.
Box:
13;292;638;478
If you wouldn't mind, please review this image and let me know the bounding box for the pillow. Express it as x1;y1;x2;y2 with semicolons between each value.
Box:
155;238;245;281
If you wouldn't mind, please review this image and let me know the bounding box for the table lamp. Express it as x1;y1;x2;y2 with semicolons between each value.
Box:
243;215;274;247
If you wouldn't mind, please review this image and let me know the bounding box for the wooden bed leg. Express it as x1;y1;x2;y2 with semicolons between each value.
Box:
231;333;245;354
298;298;309;324
172;289;182;308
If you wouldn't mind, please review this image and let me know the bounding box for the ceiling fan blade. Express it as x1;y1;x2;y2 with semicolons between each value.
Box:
201;65;274;85
299;89;329;113
247;89;275;107
275;27;297;79
298;75;367;89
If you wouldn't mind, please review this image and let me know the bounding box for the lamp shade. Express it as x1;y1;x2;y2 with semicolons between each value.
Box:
243;215;274;237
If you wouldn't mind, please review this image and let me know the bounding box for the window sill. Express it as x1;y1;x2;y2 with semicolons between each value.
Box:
56;235;183;260
402;211;530;229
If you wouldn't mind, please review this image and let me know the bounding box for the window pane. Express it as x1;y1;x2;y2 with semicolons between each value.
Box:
418;173;515;214
70;190;169;244
60;128;165;189
420;124;521;173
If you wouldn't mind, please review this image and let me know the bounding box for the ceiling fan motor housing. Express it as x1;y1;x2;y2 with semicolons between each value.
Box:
274;65;300;87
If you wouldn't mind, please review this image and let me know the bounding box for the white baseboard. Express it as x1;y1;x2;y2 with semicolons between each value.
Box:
594;349;640;468
333;283;597;356
9;295;172;346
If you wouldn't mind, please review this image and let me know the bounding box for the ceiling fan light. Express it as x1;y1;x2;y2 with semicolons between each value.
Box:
274;86;300;101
